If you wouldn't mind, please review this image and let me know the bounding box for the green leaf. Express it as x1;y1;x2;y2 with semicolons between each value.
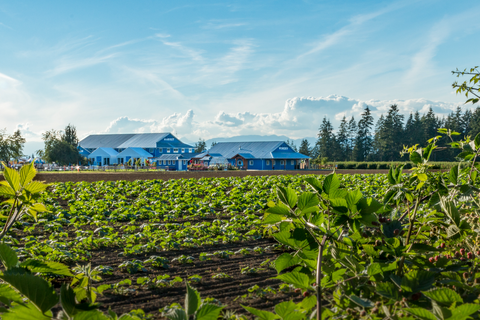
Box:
475;132;480;149
196;304;224;320
185;282;200;316
0;270;59;314
163;308;187;320
448;303;480;320
449;165;459;185
345;190;362;208
401;270;435;293
304;178;323;194
423;144;435;161
20;259;73;276
297;192;319;211
0;302;52;320
376;282;400;300
422;288;462;306
275;253;301;273
2;164;20;192
242;305;279;320
19;162;36;187
23;181;48;195
277;187;298;209
266;204;291;216
410;151;422;164
404;308;437;320
323;173;340;195
387;167;395;184
0;283;25;305
274;301;296;317
60;284;77;317
274;272;311;290
381;220;402;238
440;198;460;226
348;295;374;308
417;173;428;182
262;213;284;224
0;244;18;269
0;183;15;197
73;310;110;320
367;263;382;277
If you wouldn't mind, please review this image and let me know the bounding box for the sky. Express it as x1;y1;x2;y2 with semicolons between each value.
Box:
1;0;479;154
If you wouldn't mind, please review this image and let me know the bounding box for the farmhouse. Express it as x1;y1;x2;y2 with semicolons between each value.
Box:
193;141;310;170
78;133;194;169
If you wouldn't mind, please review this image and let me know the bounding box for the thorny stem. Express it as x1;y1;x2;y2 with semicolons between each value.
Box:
397;199;419;275
317;234;328;320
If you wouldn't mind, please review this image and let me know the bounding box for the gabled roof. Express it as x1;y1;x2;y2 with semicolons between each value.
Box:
79;134;136;149
88;147;119;157
234;153;255;159
79;133;175;149
117;147;153;158
207;141;285;159
117;133;170;148
156;154;183;160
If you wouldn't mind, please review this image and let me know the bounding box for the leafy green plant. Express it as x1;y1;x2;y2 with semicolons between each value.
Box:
118;260;147;274
161;282;224;320
0;161;48;241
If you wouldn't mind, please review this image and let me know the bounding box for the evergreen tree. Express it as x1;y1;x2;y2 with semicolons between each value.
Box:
298;139;311;156
374;105;404;161
421;107;439;142
468;107;480;137
353;106;374;161
337;116;349;160
347;117;357;161
316;117;338;161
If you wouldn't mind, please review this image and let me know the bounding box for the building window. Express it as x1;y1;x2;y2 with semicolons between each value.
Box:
167;160;171;165
249;160;254;165
266;160;270;165
291;160;294;165
166;148;170;153
280;160;284;165
183;160;186;165
181;148;185;153
173;148;178;153
273;160;276;165
189;148;193;153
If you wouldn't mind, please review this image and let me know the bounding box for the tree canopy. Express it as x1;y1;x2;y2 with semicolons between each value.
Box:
0;129;25;164
40;124;82;165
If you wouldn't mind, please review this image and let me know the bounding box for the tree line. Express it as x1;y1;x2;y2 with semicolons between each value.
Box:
295;104;480;162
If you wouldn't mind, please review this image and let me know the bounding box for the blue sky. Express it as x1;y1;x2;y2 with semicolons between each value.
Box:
1;0;479;154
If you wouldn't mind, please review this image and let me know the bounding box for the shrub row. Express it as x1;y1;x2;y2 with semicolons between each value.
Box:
331;161;465;170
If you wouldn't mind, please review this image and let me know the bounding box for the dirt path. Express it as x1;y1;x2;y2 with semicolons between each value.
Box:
0;169;391;183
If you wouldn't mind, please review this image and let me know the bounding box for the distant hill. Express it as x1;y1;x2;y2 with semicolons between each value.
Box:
182;135;317;149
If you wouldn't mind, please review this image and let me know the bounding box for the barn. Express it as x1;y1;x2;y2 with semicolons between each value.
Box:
78;133;195;169
193;141;310;170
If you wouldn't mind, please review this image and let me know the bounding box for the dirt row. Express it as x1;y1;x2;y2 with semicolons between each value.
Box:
87;238;301;318
0;169;391;183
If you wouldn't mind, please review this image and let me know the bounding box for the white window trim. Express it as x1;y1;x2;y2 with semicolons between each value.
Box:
173;148;179;153
291;160;294;165
266;160;270;165
249;160;253;165
189;148;193;153
273;160;276;165
166;148;170;153
167;160;171;165
181;148;185;153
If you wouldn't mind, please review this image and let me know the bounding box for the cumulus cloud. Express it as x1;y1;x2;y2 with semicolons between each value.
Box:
103;95;463;140
105;110;195;136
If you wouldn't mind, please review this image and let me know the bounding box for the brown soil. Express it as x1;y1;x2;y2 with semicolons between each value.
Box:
0;169;391;183
89;238;302;318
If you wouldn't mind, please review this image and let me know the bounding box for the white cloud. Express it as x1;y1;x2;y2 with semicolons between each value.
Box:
105;110;195;136
102;95;462;141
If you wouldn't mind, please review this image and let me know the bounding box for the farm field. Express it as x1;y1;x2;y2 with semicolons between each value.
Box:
1;173;389;318
2;138;480;320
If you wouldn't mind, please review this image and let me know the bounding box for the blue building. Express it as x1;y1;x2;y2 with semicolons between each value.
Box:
78;133;195;169
193;141;310;170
